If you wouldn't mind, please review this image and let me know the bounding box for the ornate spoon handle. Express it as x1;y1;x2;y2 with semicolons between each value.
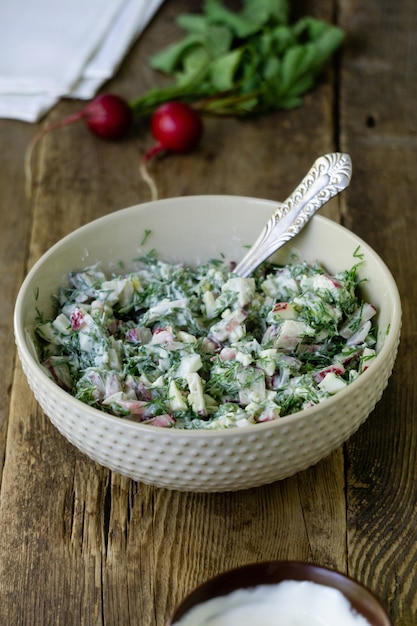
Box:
234;153;352;277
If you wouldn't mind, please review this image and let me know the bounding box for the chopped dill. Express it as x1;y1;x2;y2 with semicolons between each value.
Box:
141;229;152;246
33;253;378;429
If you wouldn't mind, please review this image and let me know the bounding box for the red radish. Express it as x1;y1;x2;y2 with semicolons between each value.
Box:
150;101;203;154
25;93;132;196
83;94;132;140
140;101;204;200
37;93;132;141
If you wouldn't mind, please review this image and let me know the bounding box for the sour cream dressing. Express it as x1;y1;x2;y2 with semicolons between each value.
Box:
174;580;371;626
35;256;377;429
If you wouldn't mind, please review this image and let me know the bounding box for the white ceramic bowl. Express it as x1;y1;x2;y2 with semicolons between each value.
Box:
14;196;401;492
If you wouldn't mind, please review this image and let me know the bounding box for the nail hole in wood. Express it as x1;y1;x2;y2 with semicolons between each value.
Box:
366;115;376;128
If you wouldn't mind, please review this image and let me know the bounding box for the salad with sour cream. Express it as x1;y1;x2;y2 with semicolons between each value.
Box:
34;250;377;429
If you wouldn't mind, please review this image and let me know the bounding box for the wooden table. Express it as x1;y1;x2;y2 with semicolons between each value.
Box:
0;1;415;624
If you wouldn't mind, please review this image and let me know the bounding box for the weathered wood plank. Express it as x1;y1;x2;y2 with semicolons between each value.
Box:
0;118;33;483
339;0;417;623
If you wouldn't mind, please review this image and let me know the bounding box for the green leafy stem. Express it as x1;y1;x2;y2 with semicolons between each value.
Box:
130;0;345;118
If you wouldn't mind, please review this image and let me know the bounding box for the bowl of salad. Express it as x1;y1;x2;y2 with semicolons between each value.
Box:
14;195;401;492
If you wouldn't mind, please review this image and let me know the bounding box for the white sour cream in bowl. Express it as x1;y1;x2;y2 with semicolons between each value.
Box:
168;562;392;626
173;580;370;625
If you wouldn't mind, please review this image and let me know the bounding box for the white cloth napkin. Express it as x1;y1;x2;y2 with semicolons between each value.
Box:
0;0;164;122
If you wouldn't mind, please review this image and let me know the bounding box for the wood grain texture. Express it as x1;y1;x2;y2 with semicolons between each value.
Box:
339;0;417;623
1;0;414;624
0;119;33;485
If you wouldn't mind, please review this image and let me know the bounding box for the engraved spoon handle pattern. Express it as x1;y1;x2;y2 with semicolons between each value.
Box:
234;153;352;278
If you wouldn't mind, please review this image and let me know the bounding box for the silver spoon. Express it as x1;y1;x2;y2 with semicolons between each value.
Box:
234;152;352;278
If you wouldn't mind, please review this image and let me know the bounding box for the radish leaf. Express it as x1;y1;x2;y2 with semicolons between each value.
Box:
131;0;344;118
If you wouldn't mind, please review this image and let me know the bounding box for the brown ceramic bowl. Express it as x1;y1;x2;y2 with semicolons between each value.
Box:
168;561;392;625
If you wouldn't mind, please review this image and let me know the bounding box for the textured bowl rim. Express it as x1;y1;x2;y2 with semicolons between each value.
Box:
14;195;402;439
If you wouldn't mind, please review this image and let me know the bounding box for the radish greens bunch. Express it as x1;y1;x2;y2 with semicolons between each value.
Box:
25;0;345;198
131;0;344;117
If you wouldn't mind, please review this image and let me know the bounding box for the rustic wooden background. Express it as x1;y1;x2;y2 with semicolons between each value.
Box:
0;0;416;624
